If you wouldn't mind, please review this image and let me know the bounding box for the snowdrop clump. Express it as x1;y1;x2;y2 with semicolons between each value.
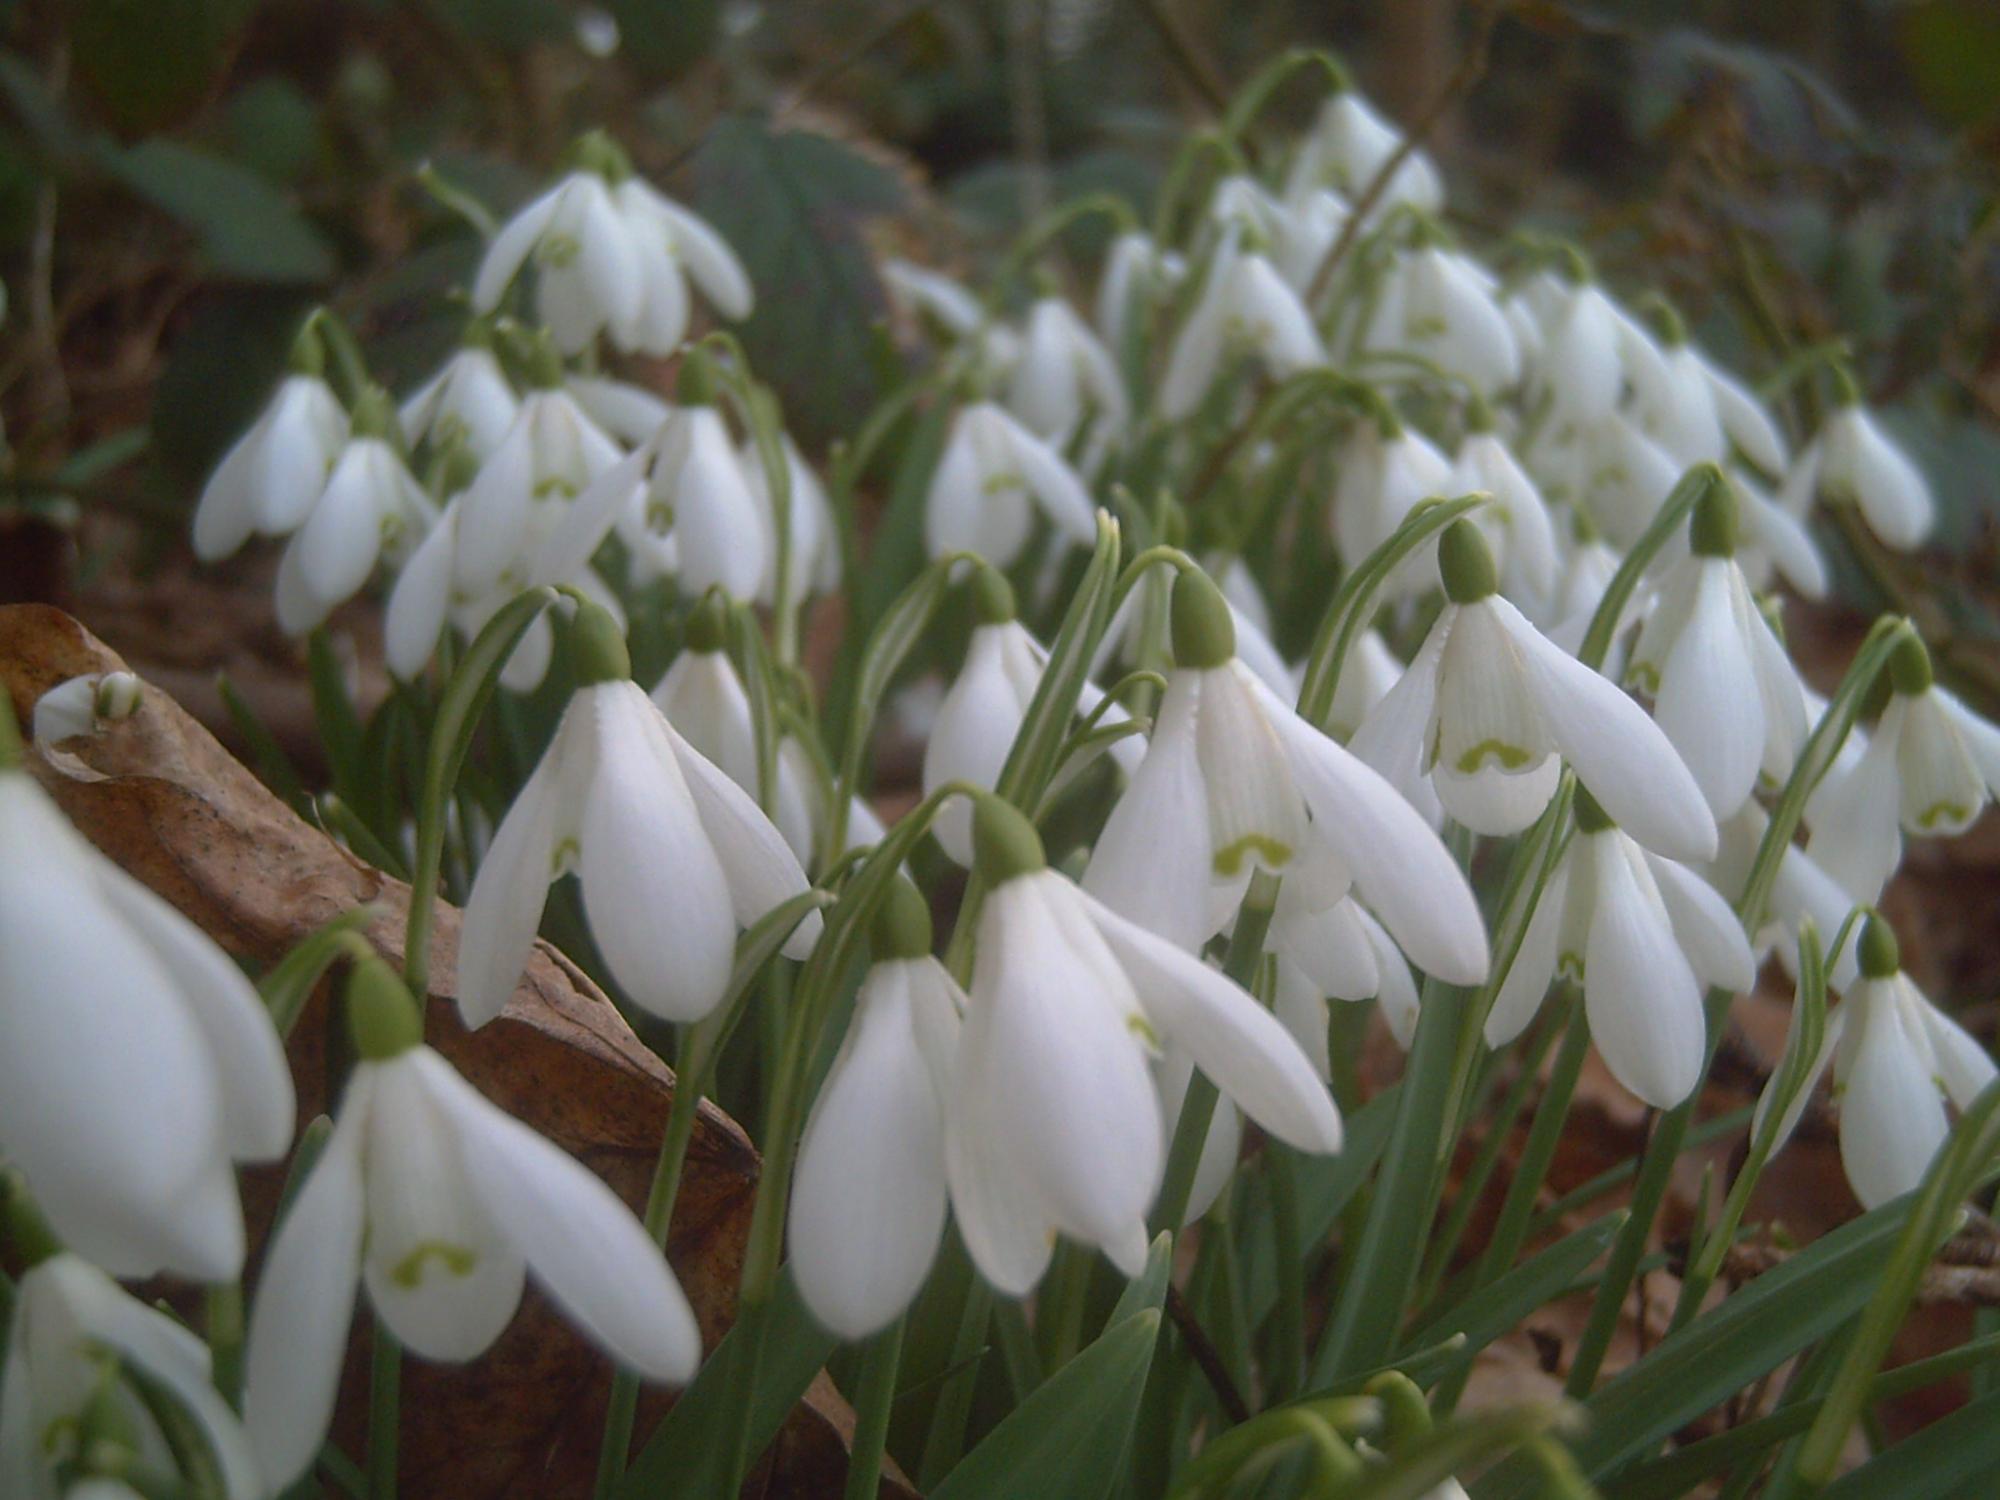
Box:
9;59;1995;1500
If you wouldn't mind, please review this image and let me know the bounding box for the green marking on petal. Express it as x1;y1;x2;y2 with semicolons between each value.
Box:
1557;949;1584;981
981;471;1025;497
534;234;580;269
1454;739;1535;774
1212;834;1293;876
390;1240;480;1288
1915;801;1974;832
1127;1011;1161;1048
533;476;579;501
551;836;580;875
1626;661;1661;696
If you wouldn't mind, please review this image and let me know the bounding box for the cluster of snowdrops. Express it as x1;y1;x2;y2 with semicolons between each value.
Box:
5;54;1999;1500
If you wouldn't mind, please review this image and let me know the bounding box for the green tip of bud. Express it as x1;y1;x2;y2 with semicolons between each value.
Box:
1438;519;1498;604
1464;393;1497;434
1158;497;1189;550
1828;362;1862;408
1363;1371;1434;1452
523;332;565;391
1689;479;1739;558
569;601;632;685
676;353;718;407
971;794;1046;886
346;956;424;1061
1888;632;1934;697
971;565;1017;625
871;875;934;961
684;590;731;653
1572;782;1615;834
288;318;328;378
1643;293;1688;348
434;439;483;499
0;1169;62;1270
1171;568;1236;669
348;385;398;441
1858;914;1901;980
567;128;633;183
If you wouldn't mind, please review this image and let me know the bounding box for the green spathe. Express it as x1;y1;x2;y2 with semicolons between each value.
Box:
347;956;425;1061
685;590;731;654
1857;915;1900;981
1888;632;1934;698
1170;567;1236;670
871;874;934;961
1689;480;1738;559
571;601;633;686
971;565;1017;626
1439;519;1498;604
971;795;1047;886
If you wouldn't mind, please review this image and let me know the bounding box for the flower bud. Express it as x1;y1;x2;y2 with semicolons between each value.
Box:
346;956;425;1060
870;874;934;961
677;351;720;408
1689;478;1739;558
1439;518;1498;604
1857;914;1900;981
569;600;632;685
1888;631;1934;698
1170;567;1237;670
287;318;328;377
348;385;399;442
1363;1370;1434;1453
971;564;1016;625
684;589;731;654
971;794;1046;887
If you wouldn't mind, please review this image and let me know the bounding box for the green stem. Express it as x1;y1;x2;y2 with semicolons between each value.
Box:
843;1319;906;1500
1267;1146;1306;1404
1037;1243;1093;1373
205;1283;246;1411
918;1278;995;1488
366;1317;400;1500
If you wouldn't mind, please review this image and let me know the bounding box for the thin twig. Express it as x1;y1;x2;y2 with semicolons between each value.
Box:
1305;0;1509;305
1135;0;1231;114
1166;1281;1253;1424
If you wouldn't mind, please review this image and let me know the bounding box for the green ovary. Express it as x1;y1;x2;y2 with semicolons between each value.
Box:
1453;739;1535;775
390;1239;480;1288
1213;833;1292;875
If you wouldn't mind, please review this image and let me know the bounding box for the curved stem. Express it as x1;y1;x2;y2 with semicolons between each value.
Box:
843;1320;906;1500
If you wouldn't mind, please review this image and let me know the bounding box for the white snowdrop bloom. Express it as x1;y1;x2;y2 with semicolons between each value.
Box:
650;601;817;864
1271;187;1349;295
790;879;962;1338
611;174;754;352
1007;296;1130;467
398;340;519;463
1284;91;1444;215
1158;226;1326;420
1272;867;1421;1067
1625;484;1807;820
1576;411;1682;550
1705;802;1861;989
191;352;348;562
1450;425;1558;606
740;432;843;605
473;167;642;356
1329;421;1452;584
1705;359;1789;476
1352;521;1716;860
922;571;1139;865
1780;400;1934;550
0;765;294;1281
591;395;769;599
1726;468;1827;600
31;671;140;747
1532;282;1627;424
450;371;625;599
1485;788;1753;1108
1365;246;1520;395
881;257;986;341
1757;918;1996;1211
1626;329;1789;481
1095;230;1184;353
456;607;817;1027
566;372;671;446
1805;635;2000;902
945;798;1341;1294
1087;571;1490;984
1325;629;1405;743
0;1244;262;1500
922;400;1096;567
244;959;701;1491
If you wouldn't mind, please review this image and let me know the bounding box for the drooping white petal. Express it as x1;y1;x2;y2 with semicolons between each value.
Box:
455;751;564;1028
1895;690;1989;836
1839;980;1951;1208
472;180;568;312
1083;672;1214;951
1082;891;1342;1154
1491;597;1717;862
651;192;754;320
1910;987;1998;1111
384;502;458;681
1653;558;1765;820
924;625;1031;864
1198;662;1305;876
417;1050;701;1381
244;1078;370;1490
790;961;954;1338
1485;853;1572;1048
1642;849;1754;993
1582;834;1708;1109
1823;406;1934;550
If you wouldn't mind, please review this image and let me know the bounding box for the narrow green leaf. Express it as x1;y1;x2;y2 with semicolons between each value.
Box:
1345;1405;1576;1500
1819;1386;2000;1500
217;672;309;809
1108;1232;1175;1328
1405;1213;1627;1360
97;138;337;283
258;907;378;1039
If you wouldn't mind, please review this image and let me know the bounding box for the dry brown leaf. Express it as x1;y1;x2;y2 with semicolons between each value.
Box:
0;603;913;1499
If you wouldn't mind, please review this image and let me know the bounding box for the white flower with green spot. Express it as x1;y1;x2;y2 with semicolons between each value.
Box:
243;961;700;1492
923;400;1097;567
1781;398;1934;551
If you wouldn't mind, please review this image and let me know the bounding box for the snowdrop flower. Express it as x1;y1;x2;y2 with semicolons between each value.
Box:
1159;225;1325;419
1325;629;1406;743
31;672;140;747
945;796;1341;1293
1781;397;1934;550
1007;295;1130;467
613;388;769;598
566;372;672;446
922;569;1139;864
1625;312;1787;479
1095;231;1183;353
1705;802;1861;989
1284;90;1444;215
1271;187;1349;294
1085;569;1488;987
650;595;816;863
191;328;347;562
1272;866;1422;1065
1575;411;1682;550
0;1212;260;1500
450;352;625;599
398;333;519;463
1450;419;1558;606
244;959;701;1490
473;135;749;357
0;752;293;1281
1758;917;1996;1209
1625;482;1807;820
740;431;842;606
1485;787;1753;1108
923;400;1096;568
1806;634;2000;901
1330;420;1452;586
881;258;986;342
790;878;962;1338
1365;245;1520;395
457;605;817;1027
1530;281;1633;425
1352;521;1716;860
